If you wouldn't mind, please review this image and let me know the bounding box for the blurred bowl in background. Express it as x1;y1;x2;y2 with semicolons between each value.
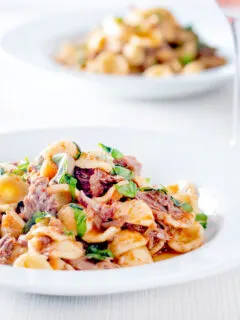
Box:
0;2;235;99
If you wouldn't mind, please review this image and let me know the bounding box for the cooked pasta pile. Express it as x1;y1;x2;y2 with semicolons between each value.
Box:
0;140;207;270
55;7;226;76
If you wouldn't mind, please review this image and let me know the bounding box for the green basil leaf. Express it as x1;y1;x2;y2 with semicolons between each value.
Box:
195;213;208;229
52;153;75;185
184;25;193;32
86;245;114;261
112;165;134;180
98;143;123;159
60;174;77;200
115;181;138;198
73;141;81;159
140;185;168;194
13;157;30;175
0;167;4;175
179;54;194;66
114;17;123;23
180;202;193;212
171;196;181;207
64;229;75;237
69;203;86;237
23;211;51;234
171;196;193;212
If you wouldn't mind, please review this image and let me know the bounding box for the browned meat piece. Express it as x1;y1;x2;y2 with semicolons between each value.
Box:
199;56;226;69
0;235;16;264
67;257;97;270
90;169;122;197
74;168;122;198
97;260;120;269
144;226;169;249
89;202;126;231
198;46;216;57
136;190;184;223
74;168;94;197
122;223;147;233
22;177;57;221
114;155;142;175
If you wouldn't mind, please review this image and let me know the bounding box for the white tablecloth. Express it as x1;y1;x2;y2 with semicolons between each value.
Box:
1;8;240;320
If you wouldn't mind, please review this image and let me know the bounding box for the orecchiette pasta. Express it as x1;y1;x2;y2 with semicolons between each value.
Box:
114;199;154;227
48;257;74;270
14;251;53;269
75;151;114;172
0;175;29;204
0;139;208;270
110;230;148;257
168;222;204;253
118;246;153;267
82;227;120;243
43;240;84;259
55;7;226;76
144;64;173;77
1;211;25;238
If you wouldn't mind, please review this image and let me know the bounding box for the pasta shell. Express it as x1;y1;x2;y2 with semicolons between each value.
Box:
13;251;52;269
114;199;154;227
168;222;204;253
58;204;77;235
48;257;74;270
110;230;147;257
118;246;153;267
42;140;80;160
26;226;68;241
43;240;84;259
1;211;25;238
82;227;120;243
76;151;114;173
40;159;58;179
0;175;29;204
144;64;173;77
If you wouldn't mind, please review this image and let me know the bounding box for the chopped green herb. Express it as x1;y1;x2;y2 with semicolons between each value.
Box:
64;229;75;237
181;202;193;212
13;157;30;175
73;142;81;159
171;196;193;212
115;181;138;198
145;177;151;183
112;165;134;180
0;167;4;175
60;174;77;200
86;245;114;261
195;213;208;229
179;54;194;66
171;196;181;206
140;185;168;194
114;17;123;23
23;211;51;234
98;143;123;159
184;25;194;32
52;153;75;184
69;203;86;237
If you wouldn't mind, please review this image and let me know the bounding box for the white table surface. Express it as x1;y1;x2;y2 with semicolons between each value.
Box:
1;8;240;320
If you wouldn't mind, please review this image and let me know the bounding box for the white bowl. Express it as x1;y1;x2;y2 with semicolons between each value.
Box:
0;5;235;99
0;126;240;296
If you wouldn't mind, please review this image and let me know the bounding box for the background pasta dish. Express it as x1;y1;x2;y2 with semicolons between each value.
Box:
55;7;226;76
